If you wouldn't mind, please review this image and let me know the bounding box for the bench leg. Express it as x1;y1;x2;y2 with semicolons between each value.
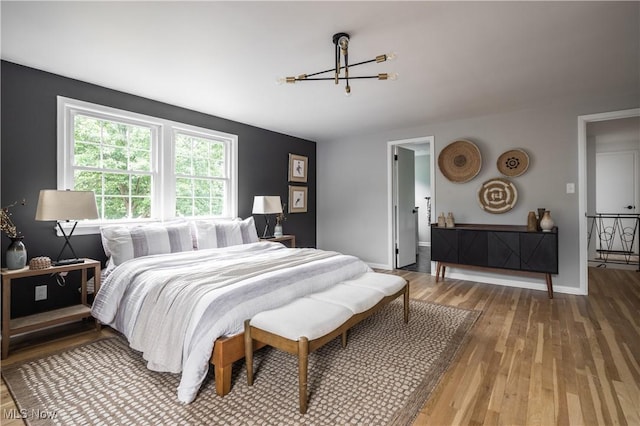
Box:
244;320;254;386
341;331;347;348
298;337;309;414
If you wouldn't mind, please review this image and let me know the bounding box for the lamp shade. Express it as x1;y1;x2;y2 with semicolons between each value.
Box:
252;196;283;215
35;190;99;221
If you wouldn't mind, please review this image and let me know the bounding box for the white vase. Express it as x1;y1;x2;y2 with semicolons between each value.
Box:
274;224;283;237
540;210;554;232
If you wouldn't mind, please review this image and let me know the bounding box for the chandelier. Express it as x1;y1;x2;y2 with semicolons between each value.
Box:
278;32;397;95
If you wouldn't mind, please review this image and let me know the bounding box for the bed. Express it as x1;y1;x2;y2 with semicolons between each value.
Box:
91;218;372;403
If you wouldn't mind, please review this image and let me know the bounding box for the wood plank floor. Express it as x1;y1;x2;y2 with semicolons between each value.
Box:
1;267;638;425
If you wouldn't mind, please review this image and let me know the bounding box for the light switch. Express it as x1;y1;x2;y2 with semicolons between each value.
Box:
566;183;575;194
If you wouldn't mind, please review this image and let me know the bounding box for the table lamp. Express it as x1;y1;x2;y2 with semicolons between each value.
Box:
35;189;99;265
252;196;282;238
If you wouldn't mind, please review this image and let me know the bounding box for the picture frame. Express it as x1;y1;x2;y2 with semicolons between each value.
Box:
288;153;308;183
288;185;308;213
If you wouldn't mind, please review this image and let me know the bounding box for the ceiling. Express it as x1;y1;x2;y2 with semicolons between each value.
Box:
2;1;638;143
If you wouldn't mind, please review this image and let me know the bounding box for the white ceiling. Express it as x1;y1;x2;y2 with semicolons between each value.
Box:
2;1;638;142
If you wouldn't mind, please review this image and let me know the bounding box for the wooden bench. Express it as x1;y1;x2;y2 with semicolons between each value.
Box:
244;272;409;414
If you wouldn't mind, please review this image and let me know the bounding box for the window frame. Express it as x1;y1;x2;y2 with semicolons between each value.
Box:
57;96;238;235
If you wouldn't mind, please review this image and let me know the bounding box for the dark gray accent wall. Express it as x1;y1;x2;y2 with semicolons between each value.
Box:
1;60;316;318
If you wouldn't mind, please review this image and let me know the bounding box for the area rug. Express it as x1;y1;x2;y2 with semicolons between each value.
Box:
2;300;480;426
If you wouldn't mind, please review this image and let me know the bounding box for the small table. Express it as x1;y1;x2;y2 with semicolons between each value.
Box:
260;235;296;248
1;258;101;359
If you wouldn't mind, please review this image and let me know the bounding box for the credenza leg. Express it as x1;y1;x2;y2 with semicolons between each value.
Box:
545;274;554;299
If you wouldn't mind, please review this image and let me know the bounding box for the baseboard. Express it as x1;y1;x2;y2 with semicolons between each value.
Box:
430;264;586;296
418;242;431;247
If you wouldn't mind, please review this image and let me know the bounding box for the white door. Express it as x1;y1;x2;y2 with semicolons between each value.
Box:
395;146;417;268
595;151;638;252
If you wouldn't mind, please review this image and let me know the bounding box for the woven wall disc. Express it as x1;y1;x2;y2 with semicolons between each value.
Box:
497;149;529;177
477;178;518;214
438;139;482;183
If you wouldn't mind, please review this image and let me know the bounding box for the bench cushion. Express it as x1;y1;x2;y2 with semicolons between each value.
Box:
341;272;407;296
250;298;352;341
308;283;385;314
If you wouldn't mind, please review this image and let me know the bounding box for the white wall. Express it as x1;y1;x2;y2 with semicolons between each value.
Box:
317;92;639;292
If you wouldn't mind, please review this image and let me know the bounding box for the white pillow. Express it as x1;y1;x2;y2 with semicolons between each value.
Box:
192;220;219;250
100;221;193;266
239;216;259;244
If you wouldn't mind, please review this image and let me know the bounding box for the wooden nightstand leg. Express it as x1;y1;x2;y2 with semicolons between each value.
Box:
81;268;87;306
93;264;102;330
2;277;11;359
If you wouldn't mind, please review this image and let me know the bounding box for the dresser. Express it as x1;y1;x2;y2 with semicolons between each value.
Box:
431;224;558;298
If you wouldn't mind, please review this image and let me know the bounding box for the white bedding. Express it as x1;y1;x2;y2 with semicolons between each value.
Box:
91;241;371;403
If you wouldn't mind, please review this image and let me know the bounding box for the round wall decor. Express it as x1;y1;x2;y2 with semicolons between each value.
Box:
478;178;518;214
438;139;482;183
497;149;529;177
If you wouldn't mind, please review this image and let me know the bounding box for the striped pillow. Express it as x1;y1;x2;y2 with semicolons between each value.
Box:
215;221;244;247
101;221;193;266
192;217;259;249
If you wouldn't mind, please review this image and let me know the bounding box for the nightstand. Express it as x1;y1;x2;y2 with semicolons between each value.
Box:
260;234;296;248
1;258;101;359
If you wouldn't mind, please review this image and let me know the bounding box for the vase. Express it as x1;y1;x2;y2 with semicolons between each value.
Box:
437;213;446;227
527;211;537;231
445;212;455;228
274;224;283;238
6;236;27;270
540;211;554;232
537;208;546;231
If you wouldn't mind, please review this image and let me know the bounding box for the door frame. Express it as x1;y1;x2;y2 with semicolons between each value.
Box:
387;136;435;269
577;108;639;294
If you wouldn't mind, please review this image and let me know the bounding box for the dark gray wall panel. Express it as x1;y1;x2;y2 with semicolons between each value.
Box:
1;61;316;318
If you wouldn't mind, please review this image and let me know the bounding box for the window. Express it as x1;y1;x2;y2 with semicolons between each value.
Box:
58;97;238;234
174;131;229;217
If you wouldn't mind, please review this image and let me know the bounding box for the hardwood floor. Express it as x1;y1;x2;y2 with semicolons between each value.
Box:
1;268;638;425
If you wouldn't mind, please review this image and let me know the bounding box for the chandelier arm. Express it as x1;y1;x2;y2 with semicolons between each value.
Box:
296;57;382;79
344;50;350;93
294;75;383;81
335;41;340;84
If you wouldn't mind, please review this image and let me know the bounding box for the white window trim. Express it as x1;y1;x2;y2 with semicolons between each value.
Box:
56;96;238;236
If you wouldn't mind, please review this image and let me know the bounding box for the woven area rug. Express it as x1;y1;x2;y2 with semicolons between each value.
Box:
3;300;480;426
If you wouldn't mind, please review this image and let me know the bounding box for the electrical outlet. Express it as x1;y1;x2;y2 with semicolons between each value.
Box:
35;285;47;301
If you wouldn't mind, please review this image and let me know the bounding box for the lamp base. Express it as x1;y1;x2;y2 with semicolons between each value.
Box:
53;258;85;266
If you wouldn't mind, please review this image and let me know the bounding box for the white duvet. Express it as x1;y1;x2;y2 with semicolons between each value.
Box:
91;241;371;403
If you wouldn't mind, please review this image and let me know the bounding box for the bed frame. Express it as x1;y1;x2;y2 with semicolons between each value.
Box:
211;333;265;396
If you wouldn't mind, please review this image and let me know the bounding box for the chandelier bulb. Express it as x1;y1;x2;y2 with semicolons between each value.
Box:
276;77;286;86
388;72;399;81
345;85;351;96
386;52;397;61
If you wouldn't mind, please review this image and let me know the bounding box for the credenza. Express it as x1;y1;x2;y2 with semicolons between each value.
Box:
431;223;558;298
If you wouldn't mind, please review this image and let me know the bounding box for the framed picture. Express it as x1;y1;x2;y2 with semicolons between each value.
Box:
288;154;308;183
288;186;308;213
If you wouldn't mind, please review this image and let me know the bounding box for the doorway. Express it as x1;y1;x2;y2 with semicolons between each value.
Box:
387;136;435;272
578;108;640;293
